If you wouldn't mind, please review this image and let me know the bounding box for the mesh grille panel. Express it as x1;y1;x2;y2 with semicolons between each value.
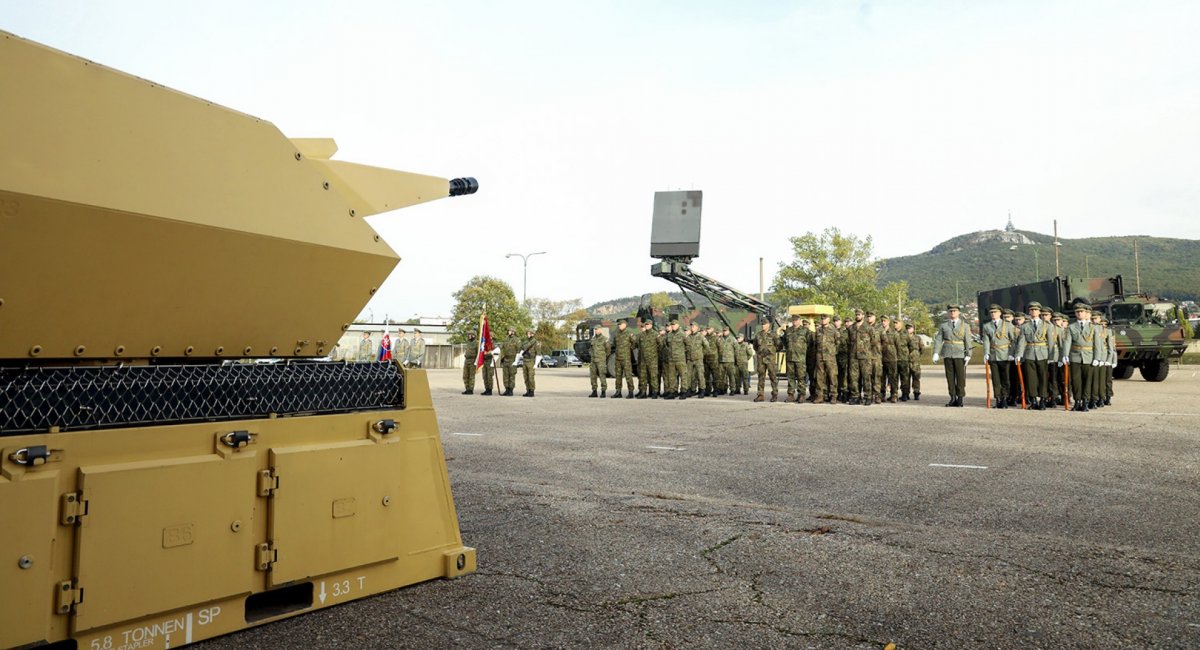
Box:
0;361;404;435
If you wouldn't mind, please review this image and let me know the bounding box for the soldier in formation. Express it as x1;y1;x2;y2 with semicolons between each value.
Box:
611;319;635;398
636;320;660;399
461;331;478;395
409;329;427;367
813;313;839;403
499;327;520;396
1043;309;1063;407
880;314;901;402
932;304;972;407
784;315;809;403
834;316;849;402
1015;302;1051;409
1066;302;1103;412
753;319;780;402
664;319;688;399
685;322;707;398
588;325;609;398
1090;311;1116;408
893;317;911;402
733;333;750;395
1008;311;1025;404
519;328;537;397
702;326;720;396
981;304;1014;408
905;323;922;400
718;326;736;394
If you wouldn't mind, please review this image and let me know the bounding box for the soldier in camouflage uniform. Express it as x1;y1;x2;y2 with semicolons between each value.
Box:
834;316;848;402
905;323;922;400
588;325;609;398
717;326;735;395
611;319;635;398
893;318;910;402
665;320;688;399
880;315;900;402
867;312;884;404
657;327;668;397
753;320;779;402
805;319;818;400
733;333;750;395
784;315;809;403
499;327;520;396
519;329;538;397
981;304;1015;409
932;304;972;407
702;326;720;396
461;331;478;395
685;323;707;398
846;309;864;403
1015;302;1051;410
854;311;880;406
636;320;659;399
813;313;839;404
479;333;496;396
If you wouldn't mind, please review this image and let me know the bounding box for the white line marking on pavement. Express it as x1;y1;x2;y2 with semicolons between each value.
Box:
929;463;988;469
451;432;485;437
647;445;687;451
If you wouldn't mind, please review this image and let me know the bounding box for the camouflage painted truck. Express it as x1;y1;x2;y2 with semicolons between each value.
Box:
976;275;1186;381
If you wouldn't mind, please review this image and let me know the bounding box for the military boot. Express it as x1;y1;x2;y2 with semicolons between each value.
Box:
462;389;473;395
600;389;606;398
945;397;955;407
523;390;534;397
589;390;598;398
610;390;621;398
914;392;920;401
625;392;634;399
769;392;778;402
829;395;839;405
503;389;513;396
888;394;898;404
900;392;909;402
753;393;765;402
635;390;646;399
481;389;493;396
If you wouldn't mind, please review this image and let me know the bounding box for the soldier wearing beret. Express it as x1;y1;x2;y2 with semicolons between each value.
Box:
1015;301;1051;410
981;303;1015;408
932;304;972;407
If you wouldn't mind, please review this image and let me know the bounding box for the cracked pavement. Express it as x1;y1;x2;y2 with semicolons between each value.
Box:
198;366;1199;649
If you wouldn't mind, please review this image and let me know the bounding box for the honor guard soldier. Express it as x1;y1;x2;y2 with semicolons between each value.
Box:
636;320;660;399
813;313;839;404
393;328;411;366
784;315;810;402
933;304;972;407
1066;302;1103;411
588;325;609;398
1102;317;1116;406
461;330;478;395
1051;312;1070;406
1090;312;1112;408
1008;311;1025;404
981;304;1014;408
1042;309;1062;407
1015;302;1052;410
905;323;923;400
519;328;538;397
753;319;780;402
611;318;635;398
499;327;520;396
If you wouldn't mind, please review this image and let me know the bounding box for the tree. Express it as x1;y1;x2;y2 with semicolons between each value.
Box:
448;276;530;344
526;296;585;352
648;292;674;311
772;227;934;334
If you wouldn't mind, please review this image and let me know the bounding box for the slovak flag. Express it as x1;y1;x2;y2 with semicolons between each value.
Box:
378;332;392;361
475;311;493;368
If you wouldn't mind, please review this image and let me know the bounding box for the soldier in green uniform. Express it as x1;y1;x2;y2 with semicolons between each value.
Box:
588;325;609;398
1066;302;1102;411
657;327;668;398
854;311;879;406
813;313;839;404
1090;312;1109;408
834;316;848;403
1008;311;1025;405
867;312;884;404
519;328;538;397
932;304;972;407
905;323;923;400
665;320;688;399
636;320;659;399
846;309;863;404
1042;309;1061;407
480;334;496;396
702;325;720;396
1015;302;1051;409
981;304;1014;408
733;333;750;395
893;317;909;403
717;326;736;395
880;314;900;402
1049;312;1069;406
784;315;809;402
499;327;520;396
753;319;779;402
356;331;373;362
611;318;635;398
1104;317;1116;406
685;322;707;398
461;331;478;395
804;319;818;401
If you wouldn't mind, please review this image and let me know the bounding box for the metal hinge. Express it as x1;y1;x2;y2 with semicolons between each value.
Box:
257;469;279;497
256;542;277;571
56;580;83;614
60;492;88;525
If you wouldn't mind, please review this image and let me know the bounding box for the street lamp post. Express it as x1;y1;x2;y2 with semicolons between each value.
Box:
505;251;547;304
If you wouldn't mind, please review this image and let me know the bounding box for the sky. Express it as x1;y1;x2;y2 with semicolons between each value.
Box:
4;1;1199;320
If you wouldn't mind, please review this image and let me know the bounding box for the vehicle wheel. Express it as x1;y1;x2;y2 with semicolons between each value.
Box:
1113;364;1134;380
1139;360;1169;382
606;354;616;379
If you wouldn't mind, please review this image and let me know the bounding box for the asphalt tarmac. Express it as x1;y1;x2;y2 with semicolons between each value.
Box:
199;365;1200;649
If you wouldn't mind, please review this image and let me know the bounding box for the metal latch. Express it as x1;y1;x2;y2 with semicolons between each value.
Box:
220;430;255;448
60;492;88;525
372;419;397;435
256;542;277;571
9;445;62;466
56;580;83;614
257;469;279;497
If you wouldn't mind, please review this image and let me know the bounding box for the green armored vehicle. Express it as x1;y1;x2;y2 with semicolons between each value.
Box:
977;275;1186;381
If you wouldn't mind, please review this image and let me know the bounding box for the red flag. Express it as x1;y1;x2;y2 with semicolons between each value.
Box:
475;311;492;368
378;332;392;361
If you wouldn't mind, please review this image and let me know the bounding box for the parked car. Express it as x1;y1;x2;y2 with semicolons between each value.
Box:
542;349;582;367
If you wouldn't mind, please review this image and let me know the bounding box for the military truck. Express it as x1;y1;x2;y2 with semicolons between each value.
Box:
976;275;1186;381
1;31;476;649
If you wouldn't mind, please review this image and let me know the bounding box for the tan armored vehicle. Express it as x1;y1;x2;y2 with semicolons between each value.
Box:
1;31;477;649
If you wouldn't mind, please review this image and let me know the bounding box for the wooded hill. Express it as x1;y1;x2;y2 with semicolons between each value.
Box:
878;230;1200;306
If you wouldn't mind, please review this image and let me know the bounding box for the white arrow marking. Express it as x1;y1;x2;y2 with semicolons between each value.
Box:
319;581;327;604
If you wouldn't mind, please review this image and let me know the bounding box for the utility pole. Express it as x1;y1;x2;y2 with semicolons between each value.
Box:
1034;247;1040;281
759;257;764;302
1135;240;1141;293
1053;220;1060;277
505;251;547;304
1085;255;1090;277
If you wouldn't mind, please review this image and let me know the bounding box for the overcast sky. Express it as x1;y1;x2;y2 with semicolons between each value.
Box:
5;1;1199;320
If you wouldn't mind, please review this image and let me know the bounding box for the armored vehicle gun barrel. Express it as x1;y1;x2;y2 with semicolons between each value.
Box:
1;30;477;649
